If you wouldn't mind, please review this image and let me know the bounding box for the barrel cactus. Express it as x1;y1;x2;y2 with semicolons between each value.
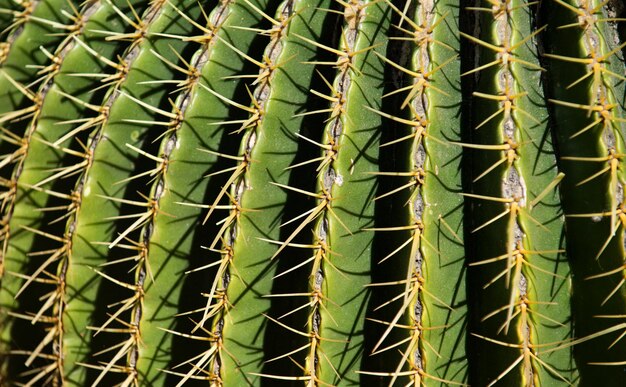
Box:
1;0;626;385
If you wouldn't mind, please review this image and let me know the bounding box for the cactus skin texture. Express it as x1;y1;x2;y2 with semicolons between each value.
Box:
4;0;626;386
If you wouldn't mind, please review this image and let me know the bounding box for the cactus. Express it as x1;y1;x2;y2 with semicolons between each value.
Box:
1;0;626;386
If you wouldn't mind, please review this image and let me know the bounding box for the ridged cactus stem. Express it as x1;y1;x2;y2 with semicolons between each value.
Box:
0;0;148;383
282;0;366;382
132;0;286;384
159;0;286;383
103;3;204;384
0;0;81;279
41;1;164;382
543;0;626;383
360;0;467;385
201;0;336;384
0;0;204;384
5;1;626;385
308;1;389;384
135;2;237;384
74;0;261;384
209;1;331;384
464;1;573;385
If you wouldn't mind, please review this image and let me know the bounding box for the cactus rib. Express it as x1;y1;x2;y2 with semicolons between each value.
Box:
543;0;626;383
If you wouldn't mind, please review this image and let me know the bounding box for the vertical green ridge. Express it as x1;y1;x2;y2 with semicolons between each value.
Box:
544;0;626;384
511;3;574;385
23;2;156;384
0;0;138;383
360;1;468;385
309;1;389;385
186;0;326;384
465;6;521;383
130;0;275;384
465;1;572;385
210;0;341;385
0;0;81;280
63;1;204;385
419;1;468;384
134;13;228;383
115;0;277;384
48;1;156;386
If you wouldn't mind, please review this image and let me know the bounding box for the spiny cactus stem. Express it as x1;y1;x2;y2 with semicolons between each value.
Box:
0;0;83;283
0;1;123;384
136;0;287;383
464;0;574;384
109;1;240;384
166;0;282;383
543;0;626;382
294;1;373;383
62;1;176;384
7;0;626;385
358;1;461;384
290;0;389;384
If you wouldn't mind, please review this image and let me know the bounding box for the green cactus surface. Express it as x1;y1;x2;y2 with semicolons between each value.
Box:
2;0;626;386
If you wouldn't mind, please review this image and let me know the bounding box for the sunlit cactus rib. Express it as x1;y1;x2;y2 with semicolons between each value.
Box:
410;0;468;384
464;1;574;385
195;0;356;384
510;10;577;387
10;1;172;384
65;1;205;385
0;0;203;384
0;0;128;383
240;0;387;384
357;0;468;385
0;0;81;281
59;0;219;384
299;1;391;385
118;2;252;386
134;0;285;384
204;0;344;385
543;0;626;384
